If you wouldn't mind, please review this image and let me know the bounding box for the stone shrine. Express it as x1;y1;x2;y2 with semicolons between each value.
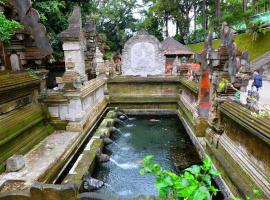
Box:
122;30;165;76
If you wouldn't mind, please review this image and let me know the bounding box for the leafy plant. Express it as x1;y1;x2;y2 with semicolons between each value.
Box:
247;20;268;41
140;155;220;200
0;12;22;42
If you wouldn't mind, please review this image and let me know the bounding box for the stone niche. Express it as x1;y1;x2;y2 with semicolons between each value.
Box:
122;30;165;76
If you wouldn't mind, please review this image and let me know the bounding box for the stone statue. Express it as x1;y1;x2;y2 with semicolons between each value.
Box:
204;29;213;50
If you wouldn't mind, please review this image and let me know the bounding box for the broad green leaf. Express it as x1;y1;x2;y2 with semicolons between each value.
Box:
202;174;211;185
209;169;221;176
185;165;201;175
192;186;211;200
143;155;153;165
208;185;219;196
178;184;198;198
252;188;260;197
139;168;146;175
202;156;212;171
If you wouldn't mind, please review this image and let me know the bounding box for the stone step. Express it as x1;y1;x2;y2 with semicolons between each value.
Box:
251;51;270;71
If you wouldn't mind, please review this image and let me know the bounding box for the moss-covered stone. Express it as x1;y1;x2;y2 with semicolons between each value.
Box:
94;128;110;138
178;100;196;131
99;118;115;128
105;111;118;119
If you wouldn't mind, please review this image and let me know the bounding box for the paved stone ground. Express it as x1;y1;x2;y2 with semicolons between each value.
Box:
0;131;80;192
240;79;270;107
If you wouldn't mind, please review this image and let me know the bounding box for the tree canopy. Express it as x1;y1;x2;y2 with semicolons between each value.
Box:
29;0;270;58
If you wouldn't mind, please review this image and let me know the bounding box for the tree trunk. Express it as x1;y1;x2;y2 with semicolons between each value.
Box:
176;20;179;35
215;0;221;25
194;4;197;31
242;0;248;12
202;0;207;30
165;12;169;37
253;0;258;13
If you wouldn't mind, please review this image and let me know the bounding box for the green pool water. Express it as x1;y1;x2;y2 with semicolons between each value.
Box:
93;115;201;198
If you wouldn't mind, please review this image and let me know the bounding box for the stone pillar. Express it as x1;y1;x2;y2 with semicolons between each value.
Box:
84;17;97;78
58;6;87;82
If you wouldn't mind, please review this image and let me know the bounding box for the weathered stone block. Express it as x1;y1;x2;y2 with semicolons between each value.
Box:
30;183;44;200
6;155;25;172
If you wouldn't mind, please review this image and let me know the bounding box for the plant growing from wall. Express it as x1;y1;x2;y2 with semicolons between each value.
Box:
247;20;268;41
0;12;22;42
140;155;221;200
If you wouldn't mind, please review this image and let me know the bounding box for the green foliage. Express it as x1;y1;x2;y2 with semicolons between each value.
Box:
32;1;69;59
247;20;269;41
187;29;209;44
188;31;270;61
140;155;220;200
0;12;22;42
94;0;139;52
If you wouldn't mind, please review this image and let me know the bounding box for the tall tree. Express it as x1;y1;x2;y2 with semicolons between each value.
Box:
215;0;221;25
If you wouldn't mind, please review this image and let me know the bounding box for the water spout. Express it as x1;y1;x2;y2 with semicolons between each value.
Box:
109;158;139;170
110;127;121;133
118;113;129;120
115;118;126;126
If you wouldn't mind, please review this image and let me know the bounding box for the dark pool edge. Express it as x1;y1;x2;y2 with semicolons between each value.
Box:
52;107;109;184
176;110;233;199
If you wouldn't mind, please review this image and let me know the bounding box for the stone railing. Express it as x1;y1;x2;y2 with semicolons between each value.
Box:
45;76;108;132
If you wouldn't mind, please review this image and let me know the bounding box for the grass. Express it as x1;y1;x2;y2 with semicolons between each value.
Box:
187;31;270;61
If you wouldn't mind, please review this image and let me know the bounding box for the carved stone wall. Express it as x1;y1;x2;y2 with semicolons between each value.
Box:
122;30;165;76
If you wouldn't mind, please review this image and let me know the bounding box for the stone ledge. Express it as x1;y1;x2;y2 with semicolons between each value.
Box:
0;131;80;192
220;101;270;145
108;75;181;83
179;78;199;94
110;94;179;103
206;128;270;198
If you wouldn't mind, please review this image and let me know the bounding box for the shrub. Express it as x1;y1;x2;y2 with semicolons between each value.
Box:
140;155;220;200
0;12;22;42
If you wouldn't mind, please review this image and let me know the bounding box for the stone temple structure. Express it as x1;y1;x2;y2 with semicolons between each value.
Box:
122;30;165;76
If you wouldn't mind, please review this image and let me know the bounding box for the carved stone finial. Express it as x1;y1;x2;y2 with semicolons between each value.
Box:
11;0;53;56
58;6;83;41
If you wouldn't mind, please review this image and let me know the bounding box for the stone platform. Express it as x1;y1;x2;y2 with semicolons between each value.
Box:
0;131;80;192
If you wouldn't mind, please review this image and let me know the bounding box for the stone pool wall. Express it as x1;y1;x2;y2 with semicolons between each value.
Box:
1;74;270;199
206;101;270;198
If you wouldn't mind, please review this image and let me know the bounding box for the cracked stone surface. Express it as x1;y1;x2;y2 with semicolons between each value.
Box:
0;131;80;192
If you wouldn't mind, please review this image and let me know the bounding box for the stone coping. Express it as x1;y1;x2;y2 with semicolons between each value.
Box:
108;75;181;83
0;131;80;192
0;72;40;93
220;101;270;145
179;78;199;94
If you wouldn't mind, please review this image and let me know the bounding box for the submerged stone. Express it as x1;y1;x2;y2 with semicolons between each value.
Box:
96;149;110;162
101;136;113;145
81;173;104;192
6;155;25;172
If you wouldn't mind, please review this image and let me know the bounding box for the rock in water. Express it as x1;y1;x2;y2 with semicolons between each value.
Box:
6;155;25;172
82;173;104;191
103;137;113;145
96;149;110;162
